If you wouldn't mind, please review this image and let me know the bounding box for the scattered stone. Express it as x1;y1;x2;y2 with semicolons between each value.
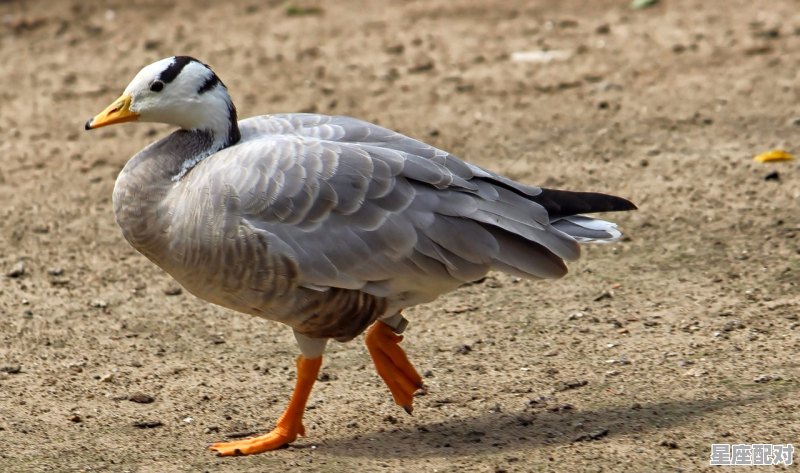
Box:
385;43;404;55
722;320;744;332
595;23;610;34
1;365;21;374
143;39;162;51
605;370;621;376
90;299;108;309
204;426;220;434
455;344;472;354
384;415;398;424
567;311;585;321
423;369;434;378
516;413;535;426
594;290;613;301
6;261;25;278
744;45;773;56
99;373;114;383
660;439;679;449
764;171;780;181
526;396;550;407
444;304;476;314
755;27;780;39
48;267;64;276
606;357;631;365
317;372;336;382
128;392;155;404
683;367;708;377
574;428;609;442
408;58;434;74
163;286;183;296
69;414;82;423
209;334;226;345
556;379;588;391
511;50;571;63
548;403;574;412
132;420;163;429
753;374;782;383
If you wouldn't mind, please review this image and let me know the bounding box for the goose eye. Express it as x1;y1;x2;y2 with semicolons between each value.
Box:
150;80;165;92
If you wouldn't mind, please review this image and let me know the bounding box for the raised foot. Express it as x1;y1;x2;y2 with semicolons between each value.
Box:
365;321;423;413
208;425;303;456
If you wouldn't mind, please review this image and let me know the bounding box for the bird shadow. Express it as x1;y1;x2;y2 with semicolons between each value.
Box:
317;393;782;458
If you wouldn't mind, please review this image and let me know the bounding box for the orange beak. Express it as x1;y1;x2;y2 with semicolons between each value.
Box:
85;94;138;130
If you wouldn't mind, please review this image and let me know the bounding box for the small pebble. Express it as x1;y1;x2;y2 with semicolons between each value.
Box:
574;428;609;442
556;380;588;391
753;374;782;383
128;392;155;404
660;439;679;449
132;420;163;429
6;261;25;278
683;367;708;377
317;372;335;382
163;286;183;296
90;299;108;309
1;365;22;374
455;344;472;354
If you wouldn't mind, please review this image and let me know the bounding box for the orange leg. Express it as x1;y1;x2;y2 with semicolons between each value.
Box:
365;321;423;414
208;355;321;456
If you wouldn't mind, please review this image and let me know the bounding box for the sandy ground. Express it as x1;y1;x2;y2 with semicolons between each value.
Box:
1;0;798;471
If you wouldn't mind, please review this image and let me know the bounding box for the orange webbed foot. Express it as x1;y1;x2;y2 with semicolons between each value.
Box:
365;321;423;413
208;355;321;456
208;424;302;456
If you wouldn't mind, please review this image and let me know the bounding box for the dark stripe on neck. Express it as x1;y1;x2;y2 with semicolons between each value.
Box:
197;73;220;94
159;56;196;83
226;101;241;147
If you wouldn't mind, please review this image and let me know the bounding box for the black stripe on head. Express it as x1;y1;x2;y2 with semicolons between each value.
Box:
197;73;220;94
158;56;197;84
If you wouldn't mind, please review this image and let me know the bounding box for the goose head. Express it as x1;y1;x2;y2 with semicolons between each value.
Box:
85;56;240;148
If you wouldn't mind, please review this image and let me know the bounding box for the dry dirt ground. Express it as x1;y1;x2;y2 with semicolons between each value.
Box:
1;0;798;472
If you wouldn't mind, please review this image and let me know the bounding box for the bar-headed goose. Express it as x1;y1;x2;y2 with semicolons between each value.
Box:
86;56;636;456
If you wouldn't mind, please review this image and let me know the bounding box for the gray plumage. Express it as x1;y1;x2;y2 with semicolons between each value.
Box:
87;56;635;344
113;112;634;340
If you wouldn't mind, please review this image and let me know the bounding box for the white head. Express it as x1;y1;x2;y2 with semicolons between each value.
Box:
86;56;240;148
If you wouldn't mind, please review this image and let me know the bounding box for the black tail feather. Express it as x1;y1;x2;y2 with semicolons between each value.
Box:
533;188;637;219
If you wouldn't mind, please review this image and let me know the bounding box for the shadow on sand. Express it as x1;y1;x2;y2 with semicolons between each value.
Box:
318;393;787;458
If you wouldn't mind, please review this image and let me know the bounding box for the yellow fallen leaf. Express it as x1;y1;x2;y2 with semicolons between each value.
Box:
753;149;795;163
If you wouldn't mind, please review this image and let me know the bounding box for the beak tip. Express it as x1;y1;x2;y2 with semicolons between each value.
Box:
84;118;94;130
